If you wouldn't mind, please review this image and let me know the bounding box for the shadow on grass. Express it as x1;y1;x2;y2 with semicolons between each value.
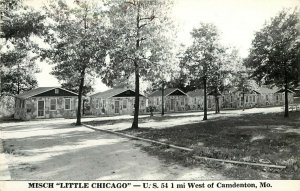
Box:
84;111;229;127
119;111;300;179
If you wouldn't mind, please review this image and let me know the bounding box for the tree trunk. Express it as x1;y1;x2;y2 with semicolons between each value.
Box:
131;1;141;129
203;76;207;120
0;67;2;97
161;81;164;116
76;69;85;126
82;99;85;116
242;93;245;111
215;96;218;114
215;96;220;114
284;82;289;118
17;79;20;95
17;62;20;94
131;61;139;129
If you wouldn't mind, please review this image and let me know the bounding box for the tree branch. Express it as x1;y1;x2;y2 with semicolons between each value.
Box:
140;37;146;42
125;1;136;6
139;16;156;21
138;23;148;29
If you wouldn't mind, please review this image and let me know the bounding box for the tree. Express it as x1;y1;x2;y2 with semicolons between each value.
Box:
149;58;179;116
106;0;176;128
41;0;110;125
207;46;230;114
51;66;94;96
0;0;44;97
0;52;38;95
233;69;253;111
182;23;222;120
246;9;300;117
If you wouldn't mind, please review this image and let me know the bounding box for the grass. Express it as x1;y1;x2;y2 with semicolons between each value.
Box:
119;111;300;179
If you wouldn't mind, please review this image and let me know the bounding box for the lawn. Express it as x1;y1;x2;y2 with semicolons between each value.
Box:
119;111;300;179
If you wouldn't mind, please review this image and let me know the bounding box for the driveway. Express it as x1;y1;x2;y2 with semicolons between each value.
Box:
0;121;224;180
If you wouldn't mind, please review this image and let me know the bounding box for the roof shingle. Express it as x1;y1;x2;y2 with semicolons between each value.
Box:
16;87;56;99
148;88;186;97
90;88;144;99
187;89;204;97
15;87;78;99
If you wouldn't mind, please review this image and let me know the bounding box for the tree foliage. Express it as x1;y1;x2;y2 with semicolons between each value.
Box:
40;0;110;125
105;0;176;128
0;0;44;97
181;23;223;119
246;8;300;117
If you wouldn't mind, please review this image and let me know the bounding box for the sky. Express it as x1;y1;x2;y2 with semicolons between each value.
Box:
26;0;300;92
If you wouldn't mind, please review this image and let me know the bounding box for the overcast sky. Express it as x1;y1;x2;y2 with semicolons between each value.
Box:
26;0;300;92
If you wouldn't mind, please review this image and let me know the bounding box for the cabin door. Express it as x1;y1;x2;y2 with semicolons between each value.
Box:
115;100;120;114
37;100;45;117
170;99;175;111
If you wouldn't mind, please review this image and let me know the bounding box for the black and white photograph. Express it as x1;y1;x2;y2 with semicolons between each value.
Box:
0;0;300;185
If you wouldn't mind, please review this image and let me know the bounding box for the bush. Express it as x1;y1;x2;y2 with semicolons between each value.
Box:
0;96;15;118
146;106;157;112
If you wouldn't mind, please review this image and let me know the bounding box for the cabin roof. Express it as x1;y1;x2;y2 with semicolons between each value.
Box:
148;88;187;97
90;88;145;99
255;86;279;94
15;87;78;99
186;89;204;97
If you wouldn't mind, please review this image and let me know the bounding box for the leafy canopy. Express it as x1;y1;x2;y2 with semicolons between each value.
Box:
246;8;300;88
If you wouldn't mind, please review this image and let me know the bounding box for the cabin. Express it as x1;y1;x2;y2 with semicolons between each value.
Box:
148;88;188;113
207;89;223;110
14;87;78;120
273;89;295;105
186;89;223;111
186;89;204;110
222;86;295;109
222;88;260;109
90;88;147;116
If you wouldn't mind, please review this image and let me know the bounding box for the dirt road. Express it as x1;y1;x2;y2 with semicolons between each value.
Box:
0;121;224;180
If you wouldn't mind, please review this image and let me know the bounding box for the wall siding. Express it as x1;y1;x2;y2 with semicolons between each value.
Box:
14;96;78;120
90;96;147;116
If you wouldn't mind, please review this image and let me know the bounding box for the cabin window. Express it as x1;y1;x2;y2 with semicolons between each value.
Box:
230;96;233;102
253;96;255;102
123;99;127;109
246;96;248;103
55;89;59;94
140;100;145;109
20;100;25;108
26;104;31;113
156;98;159;105
102;100;106;108
65;98;71;110
50;99;57;110
96;99;99;109
208;99;211;108
194;97;196;104
181;97;184;105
